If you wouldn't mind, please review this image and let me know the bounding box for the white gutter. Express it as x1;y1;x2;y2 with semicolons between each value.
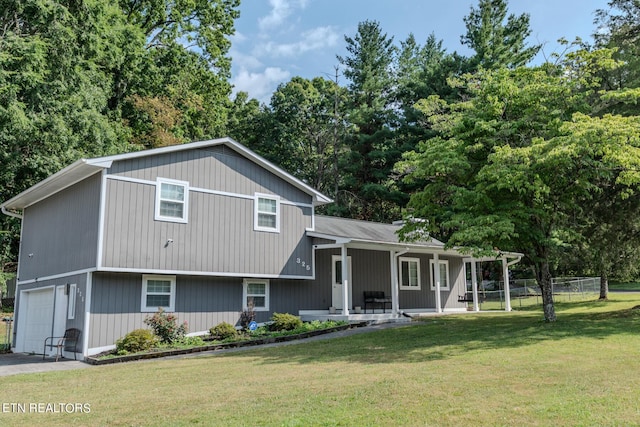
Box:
312;239;351;250
507;256;522;267
1;205;22;220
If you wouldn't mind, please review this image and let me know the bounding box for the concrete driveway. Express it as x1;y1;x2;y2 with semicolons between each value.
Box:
0;353;90;377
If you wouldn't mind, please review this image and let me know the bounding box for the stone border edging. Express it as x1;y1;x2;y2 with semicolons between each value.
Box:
85;323;357;365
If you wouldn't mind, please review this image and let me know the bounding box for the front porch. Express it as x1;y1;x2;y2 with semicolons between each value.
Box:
307;216;523;318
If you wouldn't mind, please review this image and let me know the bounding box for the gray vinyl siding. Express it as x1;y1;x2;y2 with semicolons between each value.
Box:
302;248;394;310
101;148;313;277
398;254;466;310
19;173;101;281
108;147;311;204
269;279;329;314
306;248;467;311
88;272;316;350
90;273;245;349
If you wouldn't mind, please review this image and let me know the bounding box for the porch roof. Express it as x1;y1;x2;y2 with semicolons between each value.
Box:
311;215;445;249
310;215;523;261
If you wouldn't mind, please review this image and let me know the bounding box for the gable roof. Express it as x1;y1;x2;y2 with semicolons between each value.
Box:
1;137;333;212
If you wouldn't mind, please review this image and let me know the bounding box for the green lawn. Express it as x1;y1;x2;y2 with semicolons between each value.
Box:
0;313;12;350
2;297;640;426
608;281;640;291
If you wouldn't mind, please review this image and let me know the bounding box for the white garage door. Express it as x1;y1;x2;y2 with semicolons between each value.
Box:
21;288;54;354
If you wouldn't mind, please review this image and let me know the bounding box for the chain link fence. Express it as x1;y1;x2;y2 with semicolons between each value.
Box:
468;277;600;310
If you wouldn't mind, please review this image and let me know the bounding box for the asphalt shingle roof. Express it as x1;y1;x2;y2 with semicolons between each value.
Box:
313;215;444;247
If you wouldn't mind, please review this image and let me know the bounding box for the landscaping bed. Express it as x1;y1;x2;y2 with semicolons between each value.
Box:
86;322;359;365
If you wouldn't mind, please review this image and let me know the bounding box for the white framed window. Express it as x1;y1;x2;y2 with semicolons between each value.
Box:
243;279;269;311
142;275;176;312
67;283;77;319
430;259;450;291
254;193;280;232
399;257;421;290
155;178;189;223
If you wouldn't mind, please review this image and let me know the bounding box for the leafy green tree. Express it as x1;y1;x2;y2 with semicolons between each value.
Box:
266;77;346;196
398;55;612;322
0;0;240;269
461;0;540;70
117;0;240;146
337;20;402;221
226;91;263;145
595;0;640;115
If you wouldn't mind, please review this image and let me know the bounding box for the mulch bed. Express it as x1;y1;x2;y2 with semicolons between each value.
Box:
85;323;365;365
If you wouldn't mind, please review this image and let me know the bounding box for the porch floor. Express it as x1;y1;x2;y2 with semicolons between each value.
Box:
300;308;472;324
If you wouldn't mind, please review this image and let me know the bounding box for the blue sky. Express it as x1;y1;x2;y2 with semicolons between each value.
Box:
230;0;611;103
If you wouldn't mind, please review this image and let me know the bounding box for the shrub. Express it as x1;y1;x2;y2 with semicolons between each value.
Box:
115;329;158;355
175;336;206;347
269;312;302;331
210;322;238;340
144;308;188;343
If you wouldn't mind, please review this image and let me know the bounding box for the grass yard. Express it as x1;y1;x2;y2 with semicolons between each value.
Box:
609;281;640;291
1;296;640;426
0;313;12;350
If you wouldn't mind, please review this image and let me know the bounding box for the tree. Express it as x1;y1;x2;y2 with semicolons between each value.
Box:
461;0;540;70
337;20;402;221
397;56;614;322
595;1;640;118
117;0;240;146
0;0;240;268
226;91;263;145
269;77;347;196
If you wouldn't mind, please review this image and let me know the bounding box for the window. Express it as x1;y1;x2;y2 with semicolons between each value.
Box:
142;275;176;312
243;279;269;311
254;194;280;232
155;178;189;223
430;259;450;291
67;283;77;319
399;257;421;290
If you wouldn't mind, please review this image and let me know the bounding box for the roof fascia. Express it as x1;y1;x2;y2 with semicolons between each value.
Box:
223;138;333;205
1;160;105;211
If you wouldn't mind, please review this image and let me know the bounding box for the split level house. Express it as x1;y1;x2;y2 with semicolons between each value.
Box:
1;138;522;359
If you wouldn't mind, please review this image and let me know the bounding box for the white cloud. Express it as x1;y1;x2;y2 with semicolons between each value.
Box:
257;26;340;57
231;67;291;103
258;0;309;32
230;48;263;71
230;30;247;44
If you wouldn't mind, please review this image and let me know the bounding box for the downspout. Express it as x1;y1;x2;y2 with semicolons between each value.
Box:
2;205;24;290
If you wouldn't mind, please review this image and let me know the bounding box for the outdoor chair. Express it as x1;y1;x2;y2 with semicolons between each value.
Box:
43;328;81;361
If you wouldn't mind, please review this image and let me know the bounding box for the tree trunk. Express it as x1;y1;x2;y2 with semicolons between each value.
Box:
536;260;556;322
599;271;609;300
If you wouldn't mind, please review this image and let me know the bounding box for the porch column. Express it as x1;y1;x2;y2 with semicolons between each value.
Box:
434;253;442;313
341;244;350;316
390;251;399;315
471;260;480;312
502;256;512;312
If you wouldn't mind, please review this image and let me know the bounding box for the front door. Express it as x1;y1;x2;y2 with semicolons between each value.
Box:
331;255;352;310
